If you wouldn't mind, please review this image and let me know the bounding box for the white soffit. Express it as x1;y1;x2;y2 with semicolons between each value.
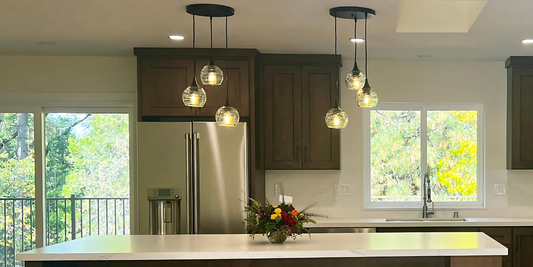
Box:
397;0;487;33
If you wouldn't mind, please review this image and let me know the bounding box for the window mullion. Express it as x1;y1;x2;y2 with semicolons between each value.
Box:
420;107;428;204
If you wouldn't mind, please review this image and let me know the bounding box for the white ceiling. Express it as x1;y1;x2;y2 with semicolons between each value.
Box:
0;0;532;61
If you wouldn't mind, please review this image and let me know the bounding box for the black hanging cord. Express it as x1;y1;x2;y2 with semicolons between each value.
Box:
226;16;228;50
225;16;230;106
193;15;197;76
364;13;368;79
210;16;213;49
334;16;337;55
334;16;339;108
362;12;371;91
353;17;358;70
209;16;215;64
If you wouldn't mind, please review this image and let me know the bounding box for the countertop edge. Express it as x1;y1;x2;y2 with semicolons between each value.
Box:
17;248;508;262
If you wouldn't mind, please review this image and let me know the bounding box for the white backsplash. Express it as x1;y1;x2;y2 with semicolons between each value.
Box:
265;170;533;219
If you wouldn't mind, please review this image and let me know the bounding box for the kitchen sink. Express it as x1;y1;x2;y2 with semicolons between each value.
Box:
386;218;467;222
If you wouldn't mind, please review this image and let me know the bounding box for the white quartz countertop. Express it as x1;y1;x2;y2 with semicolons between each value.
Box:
17;233;507;261
307;218;533;228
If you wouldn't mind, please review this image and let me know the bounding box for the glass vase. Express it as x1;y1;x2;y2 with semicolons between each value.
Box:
267;230;289;244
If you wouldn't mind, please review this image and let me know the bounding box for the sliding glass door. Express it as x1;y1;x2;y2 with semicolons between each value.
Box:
0;113;36;267
0;108;131;267
44;113;130;245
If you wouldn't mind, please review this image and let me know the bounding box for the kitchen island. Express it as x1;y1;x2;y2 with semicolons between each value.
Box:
17;233;507;267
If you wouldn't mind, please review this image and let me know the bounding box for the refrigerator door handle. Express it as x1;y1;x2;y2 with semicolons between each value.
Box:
193;132;201;234
185;133;193;234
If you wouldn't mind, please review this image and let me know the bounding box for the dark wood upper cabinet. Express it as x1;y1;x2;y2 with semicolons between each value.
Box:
262;54;342;170
264;65;303;170
135;48;258;120
138;58;195;117
302;66;340;169
506;57;533;169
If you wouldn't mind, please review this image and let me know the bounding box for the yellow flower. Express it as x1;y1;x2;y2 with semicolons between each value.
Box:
271;214;279;220
274;208;282;214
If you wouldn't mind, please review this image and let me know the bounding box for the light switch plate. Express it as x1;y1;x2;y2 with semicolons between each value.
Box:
334;184;351;196
495;184;507;196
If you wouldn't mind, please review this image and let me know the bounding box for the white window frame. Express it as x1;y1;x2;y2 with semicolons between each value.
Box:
363;103;485;210
0;92;137;248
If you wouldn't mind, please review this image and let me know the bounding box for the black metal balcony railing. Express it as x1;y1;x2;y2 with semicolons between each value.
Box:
1;195;129;267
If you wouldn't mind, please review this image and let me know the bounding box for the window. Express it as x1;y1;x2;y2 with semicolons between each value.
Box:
363;103;484;209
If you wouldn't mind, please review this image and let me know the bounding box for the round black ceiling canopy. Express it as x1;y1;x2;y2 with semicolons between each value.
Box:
330;6;376;19
186;4;235;17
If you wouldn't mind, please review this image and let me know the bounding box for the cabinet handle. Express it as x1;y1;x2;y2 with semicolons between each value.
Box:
296;146;300;163
304;146;308;163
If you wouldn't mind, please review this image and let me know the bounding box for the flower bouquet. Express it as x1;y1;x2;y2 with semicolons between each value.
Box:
244;198;316;244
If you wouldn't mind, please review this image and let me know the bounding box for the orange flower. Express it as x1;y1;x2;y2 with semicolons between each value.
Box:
291;210;298;216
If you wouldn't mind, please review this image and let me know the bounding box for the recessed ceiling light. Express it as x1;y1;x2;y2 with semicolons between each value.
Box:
522;39;533;44
169;35;185;40
350;38;365;43
418;55;432;59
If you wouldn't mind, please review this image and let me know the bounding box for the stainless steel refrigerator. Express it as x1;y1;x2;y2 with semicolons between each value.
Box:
138;122;248;234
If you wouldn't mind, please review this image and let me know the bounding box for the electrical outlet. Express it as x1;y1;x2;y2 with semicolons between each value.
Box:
274;183;282;195
495;184;507;196
334;184;351;196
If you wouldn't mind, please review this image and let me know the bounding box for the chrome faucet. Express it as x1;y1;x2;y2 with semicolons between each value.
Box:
422;173;435;218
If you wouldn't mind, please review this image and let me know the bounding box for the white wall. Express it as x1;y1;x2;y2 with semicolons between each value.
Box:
266;60;533;219
0;55;136;93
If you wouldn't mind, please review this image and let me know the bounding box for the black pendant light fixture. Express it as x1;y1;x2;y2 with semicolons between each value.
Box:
215;17;240;127
183;4;235;107
356;13;379;108
182;11;207;107
330;6;378;109
325;14;348;129
186;4;234;86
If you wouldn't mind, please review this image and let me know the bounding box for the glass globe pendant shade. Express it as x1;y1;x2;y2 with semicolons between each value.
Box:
182;78;207;107
200;60;224;86
345;68;366;91
325;105;349;129
356;84;378;108
215;105;240;127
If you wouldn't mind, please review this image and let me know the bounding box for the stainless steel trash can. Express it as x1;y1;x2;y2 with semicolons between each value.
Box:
148;188;181;235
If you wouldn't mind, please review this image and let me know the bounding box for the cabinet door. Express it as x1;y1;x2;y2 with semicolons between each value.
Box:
481;228;513;267
264;65;303;169
513;228;533;267
138;58;195;117
195;60;250;117
504;244;513;267
509;68;533;169
301;66;340;169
